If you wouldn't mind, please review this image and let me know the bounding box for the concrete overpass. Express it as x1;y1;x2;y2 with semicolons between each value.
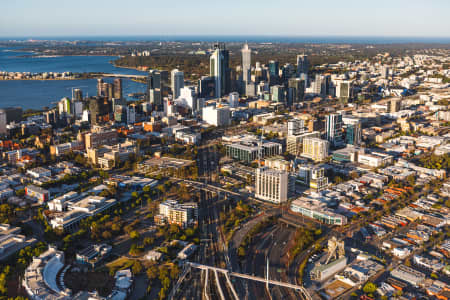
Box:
186;262;312;300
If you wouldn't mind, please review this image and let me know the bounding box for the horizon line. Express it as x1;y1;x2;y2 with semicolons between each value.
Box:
1;34;450;38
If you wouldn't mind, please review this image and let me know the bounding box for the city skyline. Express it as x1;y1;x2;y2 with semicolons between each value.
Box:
2;0;450;38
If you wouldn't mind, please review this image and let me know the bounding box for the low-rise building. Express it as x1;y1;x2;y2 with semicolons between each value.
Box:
0;224;36;261
177;243;197;260
391;264;426;287
290;197;347;226
156;200;198;228
76;244;112;268
23;246;71;299
49;196;117;232
25;185;50;203
226;139;282;163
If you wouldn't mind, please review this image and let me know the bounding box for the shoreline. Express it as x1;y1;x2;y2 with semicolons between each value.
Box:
0;77;85;81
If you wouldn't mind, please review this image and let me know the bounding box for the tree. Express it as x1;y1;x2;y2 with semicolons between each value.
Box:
147;265;158;280
129;230;140;240
102;231;112;240
170;265;180;280
132;261;143;274
363;282;377;294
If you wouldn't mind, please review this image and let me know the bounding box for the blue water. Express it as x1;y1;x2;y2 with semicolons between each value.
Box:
0;47;145;75
0;47;147;109
0;79;146;110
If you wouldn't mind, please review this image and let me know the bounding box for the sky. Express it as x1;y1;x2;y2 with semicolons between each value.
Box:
1;0;449;38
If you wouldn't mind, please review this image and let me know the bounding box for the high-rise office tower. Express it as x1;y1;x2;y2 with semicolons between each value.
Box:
113;78;122;99
326;113;343;147
198;76;216;99
89;96;111;125
288;78;305;105
268;60;279;78
210;43;231;98
241;43;251;84
105;83;113;100
268;60;279;85
147;70;169;111
72;89;83;101
344;118;362;146
171;69;184;99
322;75;331;96
97;78;104;97
296;54;309;77
281;63;296;83
270;85;285;102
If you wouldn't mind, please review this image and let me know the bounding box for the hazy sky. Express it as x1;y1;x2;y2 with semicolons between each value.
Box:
1;0;449;37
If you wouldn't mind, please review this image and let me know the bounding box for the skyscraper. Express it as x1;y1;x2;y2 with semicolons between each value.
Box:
171;69;184;99
198;76;216;99
113;78;122;99
270;85;285;102
147;70;169;111
210;43;231;98
89;96;111;125
344;119;362;146
268;60;279;85
281;63;296;83
72;89;83;101
97;78;104;97
326;113;343;147
296;54;309;77
241;43;251;83
288;78;305;105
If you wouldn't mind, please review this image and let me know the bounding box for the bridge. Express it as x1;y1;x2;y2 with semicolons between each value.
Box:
90;73;147;79
185;262;312;300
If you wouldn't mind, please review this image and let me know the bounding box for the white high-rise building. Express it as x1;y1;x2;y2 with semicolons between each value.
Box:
302;137;329;162
210;45;225;98
242;43;251;83
171;69;184;99
255;167;288;204
326;113;343;147
287;119;305;136
178;86;198;112
335;80;352;99
202;105;230;127
58;97;71;116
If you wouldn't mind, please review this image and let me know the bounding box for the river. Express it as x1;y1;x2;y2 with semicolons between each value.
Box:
0;47;147;109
